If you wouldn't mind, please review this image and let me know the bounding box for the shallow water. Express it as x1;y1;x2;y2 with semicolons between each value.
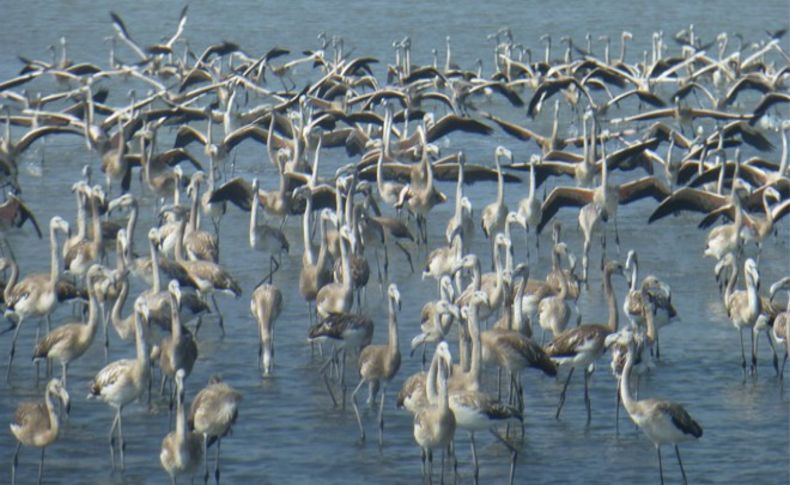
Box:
0;1;788;484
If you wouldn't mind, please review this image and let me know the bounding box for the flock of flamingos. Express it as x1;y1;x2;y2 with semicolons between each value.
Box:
0;6;788;485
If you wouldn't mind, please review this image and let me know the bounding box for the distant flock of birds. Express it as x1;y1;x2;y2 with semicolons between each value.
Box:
0;6;788;485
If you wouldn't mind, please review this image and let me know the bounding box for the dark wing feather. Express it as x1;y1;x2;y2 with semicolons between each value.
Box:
659;401;703;438
209;178;253;211
750;92;790;125
426;114;492;143
618;176;671;205
537;187;594;233
647;187;727;223
697;204;735;229
9;196;43;238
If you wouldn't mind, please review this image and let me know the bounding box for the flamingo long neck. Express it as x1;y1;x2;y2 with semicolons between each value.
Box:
49;222;60;286
458;320;470;374
438;361;450;414
619;349;638;415
83;90;96;150
629;255;639;292
188;183;200;233
340;233;352;291
467;304;482;390
665;139;677;184
126;203;138;253
387;296;399;357
85;280;100;339
170;292;182;340
550;103;559;144
619;35;627;63
315;216;329;272
424;152;435;196
175;380;186;445
590;115;598;164
3;259;19;304
733;197;743;233
494;243;506;292
779;129;788;177
426;352;440;404
142;135;155;188
495;156;504;206
75;192;87;241
44;387;61;439
746;271;761;318
334;185;345;226
383;113;393;160
600;140;609;191
551;246;562;273
344;188;354;232
89;193;102;249
149;236;162;292
604;267;619;333
111;281;130;338
249;186;259;248
471;258;482;291
174;220;187;265
544;37;551;64
582;116;589;165
454;161;464;219
724;258;738;305
513;275;529;336
498;286;513;331
302;195;314;265
133;312;148;377
376;151;387;196
445;37;452;72
206;117;213;152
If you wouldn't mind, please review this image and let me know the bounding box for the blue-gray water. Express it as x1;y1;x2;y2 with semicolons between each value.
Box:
0;1;788;483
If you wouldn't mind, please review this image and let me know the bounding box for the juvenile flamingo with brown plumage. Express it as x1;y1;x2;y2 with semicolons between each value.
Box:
308;312;374;407
481;146;511;268
298;203;332;319
451;291;523;485
159;280;199;407
174;218;242;336
3;216;70;381
64;185;105;276
31;265;108;387
183;172;219;262
620;319;702;485
160;369;204;485
352;283;402;446
316;225;354;319
545;261;625;423
251;281;283;376
715;255;763;377
9;378;70;485
537;243;573;341
189;375;242;484
483;264;558;412
88;296;150;471
413;342;456;484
